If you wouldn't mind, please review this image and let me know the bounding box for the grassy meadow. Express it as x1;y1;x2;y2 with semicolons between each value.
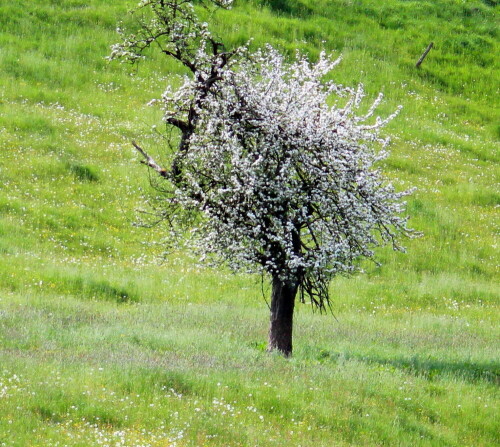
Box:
0;0;499;445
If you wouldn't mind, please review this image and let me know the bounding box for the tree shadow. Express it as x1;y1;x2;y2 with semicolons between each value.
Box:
315;350;499;385
262;0;313;18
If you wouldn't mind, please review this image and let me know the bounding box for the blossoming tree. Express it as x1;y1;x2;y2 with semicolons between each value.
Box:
111;0;415;356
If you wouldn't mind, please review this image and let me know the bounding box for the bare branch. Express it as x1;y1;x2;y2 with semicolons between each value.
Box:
132;141;168;178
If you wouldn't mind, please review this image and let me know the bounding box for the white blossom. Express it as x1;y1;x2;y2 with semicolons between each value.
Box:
158;48;414;306
111;0;416;309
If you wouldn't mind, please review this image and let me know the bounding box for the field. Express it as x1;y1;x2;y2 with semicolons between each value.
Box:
0;0;499;445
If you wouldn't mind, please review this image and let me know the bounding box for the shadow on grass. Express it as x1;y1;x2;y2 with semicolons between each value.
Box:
311;350;499;385
58;276;140;303
33;403;124;427
260;0;313;17
66;162;100;182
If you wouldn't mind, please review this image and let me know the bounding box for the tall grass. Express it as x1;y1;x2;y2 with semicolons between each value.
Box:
0;0;498;445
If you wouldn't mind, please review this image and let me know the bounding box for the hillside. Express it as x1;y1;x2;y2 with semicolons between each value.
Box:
0;0;498;445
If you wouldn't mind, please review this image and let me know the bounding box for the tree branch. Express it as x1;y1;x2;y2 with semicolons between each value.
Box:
166;117;189;131
132;141;169;178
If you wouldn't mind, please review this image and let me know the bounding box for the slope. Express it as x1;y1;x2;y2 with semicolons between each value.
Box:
0;0;498;445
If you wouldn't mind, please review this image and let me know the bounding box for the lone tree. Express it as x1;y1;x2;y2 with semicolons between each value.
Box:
110;0;415;356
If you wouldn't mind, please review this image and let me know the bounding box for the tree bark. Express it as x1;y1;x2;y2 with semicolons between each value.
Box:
267;274;298;357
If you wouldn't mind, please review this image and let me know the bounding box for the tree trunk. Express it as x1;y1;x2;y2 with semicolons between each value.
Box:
267;274;298;357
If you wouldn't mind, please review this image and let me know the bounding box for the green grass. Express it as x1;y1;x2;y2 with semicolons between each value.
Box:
0;0;499;445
